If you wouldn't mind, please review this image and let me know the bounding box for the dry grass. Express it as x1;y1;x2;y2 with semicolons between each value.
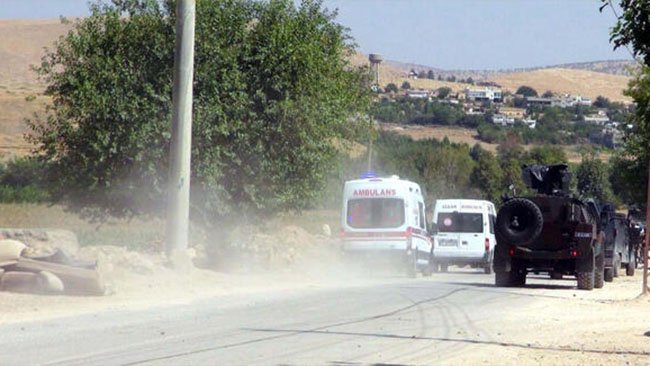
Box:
352;52;632;102
379;123;609;163
0;203;165;250
0;203;343;252
0;19;71;87
493;68;632;102
381;122;497;150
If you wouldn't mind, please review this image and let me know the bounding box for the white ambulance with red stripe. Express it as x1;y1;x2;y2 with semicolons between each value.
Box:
341;175;432;276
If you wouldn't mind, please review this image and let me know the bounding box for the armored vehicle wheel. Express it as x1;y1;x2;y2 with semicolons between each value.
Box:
496;198;544;246
577;251;596;290
604;268;614;282
515;270;527;286
495;271;516;287
577;270;595;290
626;252;636;276
594;253;604;289
613;254;621;278
495;265;526;287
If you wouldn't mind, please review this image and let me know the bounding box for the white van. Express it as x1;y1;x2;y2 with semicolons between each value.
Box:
341;175;432;277
431;199;497;273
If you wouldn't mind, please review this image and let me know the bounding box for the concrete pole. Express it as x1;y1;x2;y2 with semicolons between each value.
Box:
166;0;196;259
641;161;650;295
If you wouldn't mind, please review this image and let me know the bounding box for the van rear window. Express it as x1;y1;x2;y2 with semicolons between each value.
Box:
437;212;483;233
347;198;405;229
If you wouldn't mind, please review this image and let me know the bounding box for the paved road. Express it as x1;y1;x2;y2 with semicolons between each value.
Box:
0;271;555;366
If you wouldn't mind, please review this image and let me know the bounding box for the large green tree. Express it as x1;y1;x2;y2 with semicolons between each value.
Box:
470;149;503;203
601;0;650;208
28;0;369;222
515;85;538;97
576;153;613;202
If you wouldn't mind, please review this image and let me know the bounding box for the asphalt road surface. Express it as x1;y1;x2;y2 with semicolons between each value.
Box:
0;271;562;366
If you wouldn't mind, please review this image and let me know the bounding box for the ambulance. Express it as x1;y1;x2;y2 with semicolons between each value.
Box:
431;199;497;273
340;175;432;276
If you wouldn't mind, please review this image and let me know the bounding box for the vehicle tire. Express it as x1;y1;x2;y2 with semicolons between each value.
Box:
406;252;417;278
422;255;433;277
594;253;604;289
484;262;492;274
604;268;614;282
613;253;621;278
440;263;449;273
516;271;527;286
495;271;516;287
577;270;594;291
550;271;563;280
626;252;636;276
431;261;440;273
495;261;525;287
496;198;544;246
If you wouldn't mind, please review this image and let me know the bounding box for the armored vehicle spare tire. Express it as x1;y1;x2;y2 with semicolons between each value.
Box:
496;198;544;246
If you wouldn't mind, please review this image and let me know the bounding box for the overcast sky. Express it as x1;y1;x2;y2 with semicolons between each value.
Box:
0;0;632;70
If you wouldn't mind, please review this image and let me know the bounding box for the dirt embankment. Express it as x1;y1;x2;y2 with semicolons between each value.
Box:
0;224;354;324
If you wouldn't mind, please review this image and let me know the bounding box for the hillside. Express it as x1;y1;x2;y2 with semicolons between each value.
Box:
353;53;633;102
0;19;634;161
493;68;632;102
379;123;610;164
0;19;72;89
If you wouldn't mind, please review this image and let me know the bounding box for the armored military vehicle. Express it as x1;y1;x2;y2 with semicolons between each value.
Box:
493;164;605;290
594;201;637;281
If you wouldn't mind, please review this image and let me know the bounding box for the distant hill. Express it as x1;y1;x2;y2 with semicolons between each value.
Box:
352;53;633;102
0;19;72;89
384;59;638;79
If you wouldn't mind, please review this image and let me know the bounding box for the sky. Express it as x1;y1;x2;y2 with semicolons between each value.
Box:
0;0;632;70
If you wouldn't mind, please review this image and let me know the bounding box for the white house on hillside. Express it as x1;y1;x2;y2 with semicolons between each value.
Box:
465;87;502;102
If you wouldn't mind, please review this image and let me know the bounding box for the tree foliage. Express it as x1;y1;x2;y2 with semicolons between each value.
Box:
385;83;399;93
603;0;650;65
28;0;370;221
374;131;476;200
516;85;538;97
576;153;613;202
602;0;650;208
437;87;452;99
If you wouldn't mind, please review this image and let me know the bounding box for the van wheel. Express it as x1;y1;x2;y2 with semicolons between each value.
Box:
483;259;493;274
422;255;433;277
431;260;439;273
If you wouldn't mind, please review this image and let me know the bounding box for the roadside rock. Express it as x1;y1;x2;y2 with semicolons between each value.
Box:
0;228;79;257
77;245;158;276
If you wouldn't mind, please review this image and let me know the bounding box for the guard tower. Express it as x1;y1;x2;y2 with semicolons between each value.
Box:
368;53;383;88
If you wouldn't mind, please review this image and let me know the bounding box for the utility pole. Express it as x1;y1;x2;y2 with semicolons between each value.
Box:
641;161;650;295
166;0;196;262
